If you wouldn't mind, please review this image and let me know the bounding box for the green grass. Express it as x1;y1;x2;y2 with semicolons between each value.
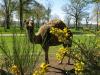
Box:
0;35;97;54
70;28;96;34
0;26;39;34
0;26;97;34
0;27;25;34
0;36;61;54
0;34;99;72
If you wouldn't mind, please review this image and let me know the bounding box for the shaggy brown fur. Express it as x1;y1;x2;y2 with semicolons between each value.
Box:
25;19;73;64
36;19;68;37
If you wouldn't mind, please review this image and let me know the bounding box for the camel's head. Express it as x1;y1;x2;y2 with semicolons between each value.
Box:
24;19;34;29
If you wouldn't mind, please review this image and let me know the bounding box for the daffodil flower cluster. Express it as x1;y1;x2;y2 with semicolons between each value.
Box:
71;49;85;74
50;25;86;74
9;65;19;75
74;61;85;74
50;27;71;42
33;63;49;75
56;47;70;61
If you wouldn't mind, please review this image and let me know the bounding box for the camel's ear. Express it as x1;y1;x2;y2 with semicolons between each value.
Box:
24;19;29;29
24;19;29;25
24;20;26;23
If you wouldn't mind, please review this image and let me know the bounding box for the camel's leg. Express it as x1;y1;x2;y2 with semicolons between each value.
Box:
64;39;72;65
67;51;71;65
60;39;72;64
43;47;49;64
59;52;66;64
66;39;72;65
58;44;67;64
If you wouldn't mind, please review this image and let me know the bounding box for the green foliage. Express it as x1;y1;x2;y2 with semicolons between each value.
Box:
50;27;100;75
72;36;100;75
0;32;41;75
96;30;100;35
92;0;100;2
0;31;100;75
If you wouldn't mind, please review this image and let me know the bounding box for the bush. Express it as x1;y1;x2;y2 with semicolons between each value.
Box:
0;31;41;75
50;27;100;75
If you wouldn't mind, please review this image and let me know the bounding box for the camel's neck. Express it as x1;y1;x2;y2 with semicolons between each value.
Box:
27;27;34;43
27;27;42;44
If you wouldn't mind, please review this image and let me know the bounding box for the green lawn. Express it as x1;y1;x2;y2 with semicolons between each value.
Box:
0;34;99;72
0;26;97;34
0;27;25;34
0;35;97;54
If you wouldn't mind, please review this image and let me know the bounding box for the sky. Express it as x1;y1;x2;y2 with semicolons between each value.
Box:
36;0;96;24
36;0;69;21
0;0;97;24
0;0;69;21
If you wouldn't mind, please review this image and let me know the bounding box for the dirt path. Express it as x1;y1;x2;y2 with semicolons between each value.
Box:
38;54;74;75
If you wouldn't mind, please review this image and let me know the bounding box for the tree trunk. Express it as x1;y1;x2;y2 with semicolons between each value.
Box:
86;20;88;28
96;3;99;31
27;27;34;43
6;12;10;29
75;13;78;30
5;0;10;29
19;0;23;30
75;17;78;30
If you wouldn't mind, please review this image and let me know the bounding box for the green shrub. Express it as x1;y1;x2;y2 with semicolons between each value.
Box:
0;32;41;75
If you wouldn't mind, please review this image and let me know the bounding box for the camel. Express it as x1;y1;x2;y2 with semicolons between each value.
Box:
25;19;73;64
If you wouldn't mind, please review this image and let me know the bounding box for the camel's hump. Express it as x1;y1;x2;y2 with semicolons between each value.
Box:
36;19;67;36
45;19;67;30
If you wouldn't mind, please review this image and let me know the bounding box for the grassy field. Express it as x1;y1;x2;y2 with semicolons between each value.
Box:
0;35;97;54
0;26;97;34
0;34;99;75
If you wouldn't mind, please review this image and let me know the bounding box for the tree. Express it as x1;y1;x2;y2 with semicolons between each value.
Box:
46;7;51;21
0;0;15;29
63;0;89;30
32;2;46;27
83;13;90;27
92;0;100;31
64;15;71;27
19;0;23;30
13;0;35;30
14;0;45;29
19;0;34;30
44;0;52;21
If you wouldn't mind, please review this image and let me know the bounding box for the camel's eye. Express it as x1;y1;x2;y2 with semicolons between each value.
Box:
26;21;29;25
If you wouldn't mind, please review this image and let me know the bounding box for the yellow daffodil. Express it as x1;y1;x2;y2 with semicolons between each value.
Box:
56;47;70;61
33;63;49;75
74;61;85;74
10;65;19;75
50;27;72;42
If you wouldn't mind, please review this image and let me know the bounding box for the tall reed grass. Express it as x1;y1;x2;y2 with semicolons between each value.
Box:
0;27;41;75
